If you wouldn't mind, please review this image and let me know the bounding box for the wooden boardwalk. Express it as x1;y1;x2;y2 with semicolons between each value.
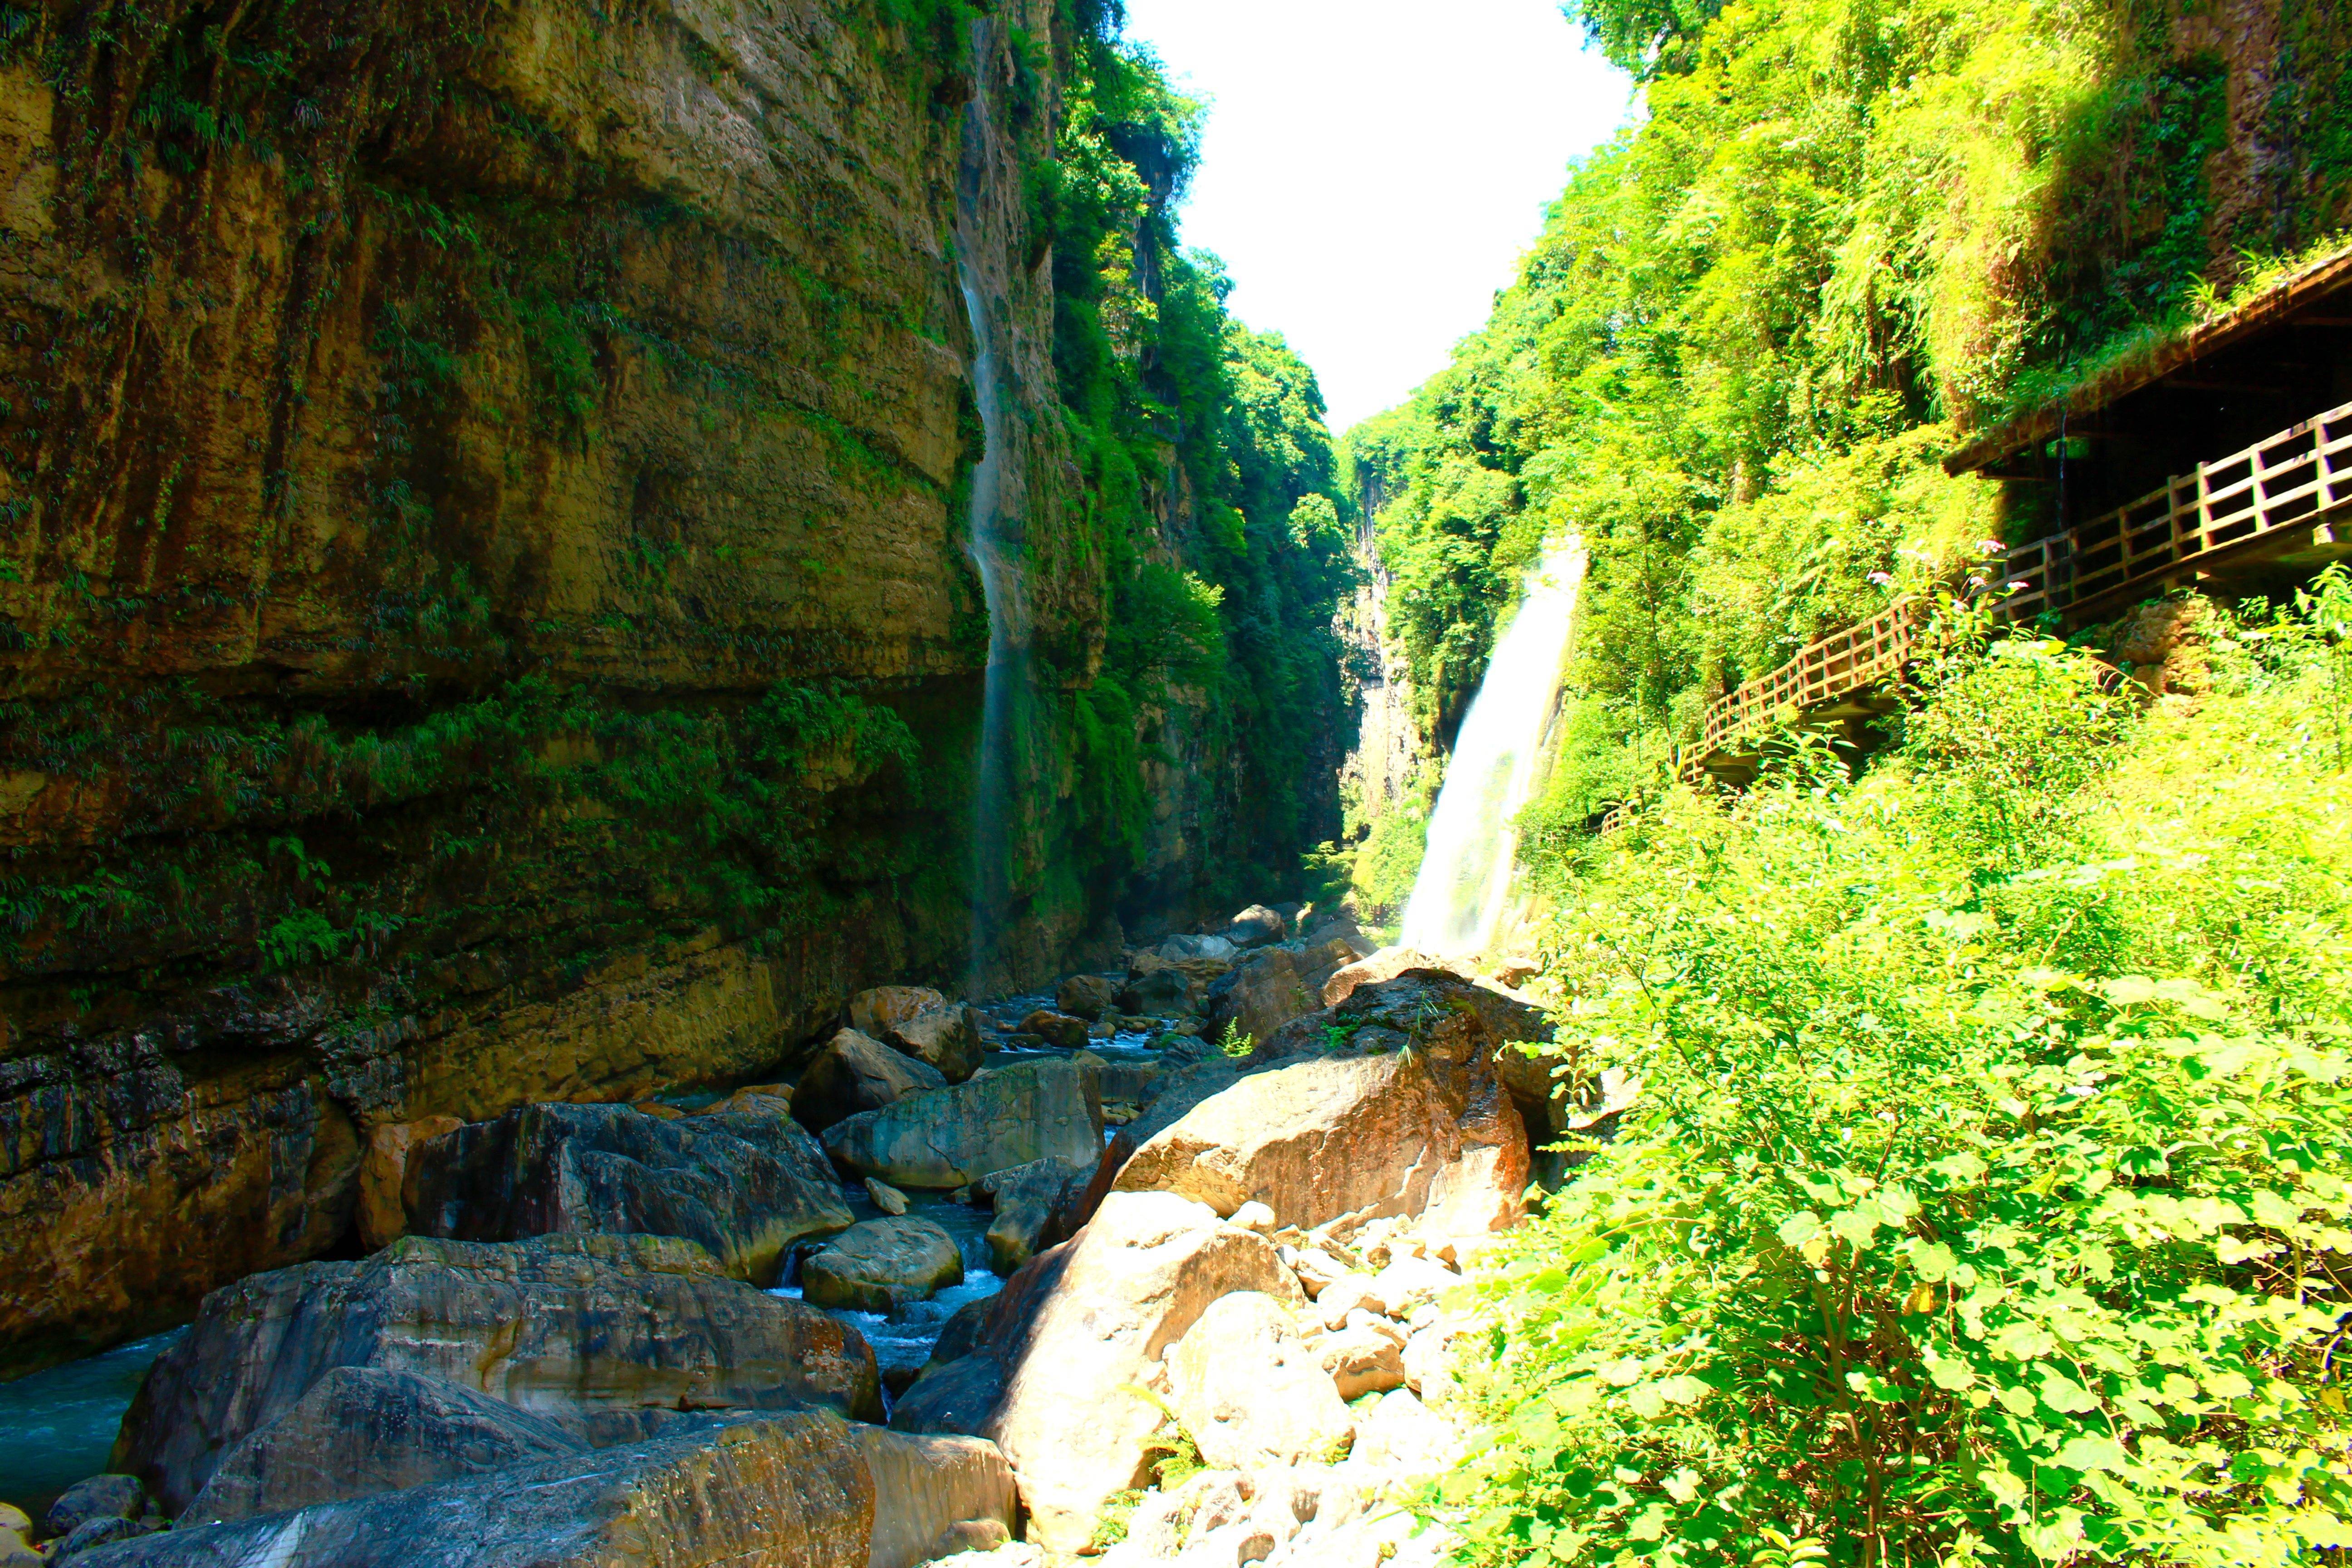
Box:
1680;397;2352;788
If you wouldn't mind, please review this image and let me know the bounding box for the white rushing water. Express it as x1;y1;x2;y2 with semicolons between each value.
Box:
1400;542;1587;957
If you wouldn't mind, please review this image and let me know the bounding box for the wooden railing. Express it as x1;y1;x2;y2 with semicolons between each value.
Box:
1688;397;2352;775
1696;597;1927;757
1994;398;2352;624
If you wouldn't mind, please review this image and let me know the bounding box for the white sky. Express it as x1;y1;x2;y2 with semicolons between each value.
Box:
1119;0;1633;436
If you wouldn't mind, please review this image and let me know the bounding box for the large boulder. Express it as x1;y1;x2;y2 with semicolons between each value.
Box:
821;1061;1102;1191
801;1220;965;1313
1218;906;1288;950
43;1476;145;1541
1019;1010;1091;1050
1113;1028;1530;1237
893;1192;1303;1554
181;1367;583;1524
1157;934;1239;963
400;1103;853;1287
357;1116;464;1251
977;1157;1088;1273
1166;1293;1353;1470
1054;975;1121;1021
1204;950;1321;1053
884;1006;985;1084
87;1413;876;1568
856;1427;1018;1568
1318;947;1448;1008
792;1029;947;1132
850;987;949;1039
115;1234;882;1512
1267;967;1573;1145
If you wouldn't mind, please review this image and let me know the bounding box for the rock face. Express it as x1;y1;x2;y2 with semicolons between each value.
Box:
0;0;1345;1382
791;1029;949;1133
89;1413;878;1568
801;1219;965;1313
399;1102;852;1286
822;1061;1102;1190
357;1117;466;1252
116;1234;881;1512
181;1367;584;1525
1112;1048;1529;1236
1167;1293;1353;1470
883;1007;986;1085
893;1192;1303;1554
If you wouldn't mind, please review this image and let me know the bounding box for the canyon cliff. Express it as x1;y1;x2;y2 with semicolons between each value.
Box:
0;0;1353;1375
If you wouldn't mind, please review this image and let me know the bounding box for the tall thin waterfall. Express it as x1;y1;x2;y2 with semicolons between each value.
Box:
1400;543;1587;957
956;50;1024;990
959;263;1019;985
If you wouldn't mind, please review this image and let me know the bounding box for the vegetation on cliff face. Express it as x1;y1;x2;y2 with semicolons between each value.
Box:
1454;578;2352;1566
1033;17;1355;913
1345;0;2352;848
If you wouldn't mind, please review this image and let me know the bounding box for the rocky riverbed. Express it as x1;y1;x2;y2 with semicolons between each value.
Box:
0;903;1606;1568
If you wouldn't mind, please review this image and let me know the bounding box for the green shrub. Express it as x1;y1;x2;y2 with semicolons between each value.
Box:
1449;607;2352;1566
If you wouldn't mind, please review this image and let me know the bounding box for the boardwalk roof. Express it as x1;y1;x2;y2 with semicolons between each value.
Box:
1944;244;2352;478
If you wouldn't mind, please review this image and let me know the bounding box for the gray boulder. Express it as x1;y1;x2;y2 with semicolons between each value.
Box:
180;1367;583;1525
44;1475;143;1541
1157;934;1239;963
115;1234;882;1512
83;1413;877;1568
801;1219;965;1313
884;1006;985;1083
1204;949;1321;1053
52;1518;150;1559
821;1061;1103;1191
792;1029;947;1132
401;1102;852;1287
1219;906;1289;949
977;1157;1087;1272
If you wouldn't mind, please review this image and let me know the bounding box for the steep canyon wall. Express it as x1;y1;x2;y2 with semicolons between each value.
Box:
0;0;1345;1374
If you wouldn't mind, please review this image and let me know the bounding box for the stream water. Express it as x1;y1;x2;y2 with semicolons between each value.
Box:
0;986;1162;1512
1401;543;1587;957
0;1328;182;1518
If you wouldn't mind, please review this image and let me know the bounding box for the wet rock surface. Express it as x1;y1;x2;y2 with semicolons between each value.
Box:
400;1103;853;1287
883;1007;987;1085
801;1219;966;1314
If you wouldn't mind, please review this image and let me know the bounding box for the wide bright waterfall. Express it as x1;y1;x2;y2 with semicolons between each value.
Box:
1400;543;1587;957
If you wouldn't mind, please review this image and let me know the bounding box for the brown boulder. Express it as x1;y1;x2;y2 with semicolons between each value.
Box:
1205;950;1320;1053
793;1029;947;1132
1019;1009;1091;1049
976;1157;1088;1272
1219;906;1289;949
1055;975;1122;1021
884;1006;985;1084
850;987;951;1039
1112;1039;1529;1236
356;1116;463;1251
115;1234;882;1512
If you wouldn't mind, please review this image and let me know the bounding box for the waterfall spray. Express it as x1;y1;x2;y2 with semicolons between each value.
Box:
1399;543;1587;957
